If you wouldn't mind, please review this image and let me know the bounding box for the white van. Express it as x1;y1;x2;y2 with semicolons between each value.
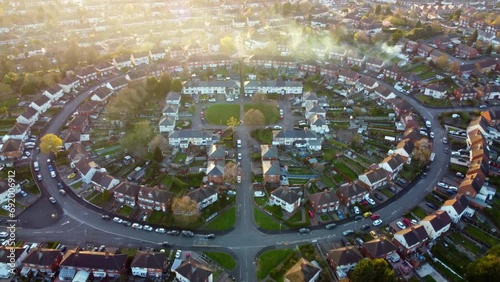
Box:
33;161;39;171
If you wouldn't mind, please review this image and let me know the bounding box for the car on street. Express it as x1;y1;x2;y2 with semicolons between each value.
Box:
365;197;376;205
0;232;8;238
47;159;51;164
167;230;180;236
273;125;282;130
143;225;153;231
37;174;42;181
122;221;132;227
437;182;449;188
442;137;448;144
50;171;56;178
325;223;337;229
353;206;360;214
237;175;241;183
377;74;384;79
479;104;488;109
181;230;194;237
396;221;406;229
343;230;354;236
361;224;370;231
48;197;56;204
430;132;435;139
299;228;310;234
206;234;215;239
161;242;173;247
101;215;110;220
175;250;182;258
57;183;64;190
155;228;166;234
372;219;383;226
363;212;372;218
208;98;216;102
354;215;363;221
59;189;66;196
369;230;379;239
113;217;123;223
237;153;242;160
132;223;143;229
237;139;241;148
371;213;380;220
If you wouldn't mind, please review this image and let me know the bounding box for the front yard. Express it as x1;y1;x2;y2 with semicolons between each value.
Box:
203;251;236;271
254;207;285;231
256;249;294;280
244;104;280;124
203;206;236;231
205;104;240;125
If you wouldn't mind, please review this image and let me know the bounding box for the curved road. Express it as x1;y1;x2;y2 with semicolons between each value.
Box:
11;71;500;282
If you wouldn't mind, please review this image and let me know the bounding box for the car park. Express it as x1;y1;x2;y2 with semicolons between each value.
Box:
49;197;56;204
325;223;337;229
396;221;406;229
113;217;123;223
343;230;354;236
372;219;383;226
299;228;310;234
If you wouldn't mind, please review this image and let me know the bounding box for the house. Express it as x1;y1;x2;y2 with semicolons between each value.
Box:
304;102;326;120
131;251;167;278
481;84;500;101
207;145;225;161
63;130;83;150
30;95;52;114
357;168;389;190
76;100;99;116
337;69;360;85
439;195;472;223
58;249;127;279
91;171;120;192
165;91;182;105
16;107;39;126
137;186;173;212
475;58;498;74
126;69;148;81
365;58;385;73
183;79;240;96
21;248;62;277
262;160;281;184
383;65;403;81
360;238;397;259
309;189;340;213
244;80;303;96
454;84;479;101
269;186;302;213
67;115;89;132
174;258;213;282
75;66;98;84
42;84;64;102
416;44;434;58
150;48;167;61
0;180;21;205
90;87;113;102
169;45;186;59
112;182;141;207
272;129;319;147
187;186;218;210
392;225;429;256
260;145;278;160
94;62;115;77
74;159;97;184
159;116;176;133
336;182;369;206
481;110;500;127
458;172;485;199
400;73;421;89
58;76;80;93
168;130;213;148
161;103;179;118
309;115;329;134
423;83;447;99
206;161;225;184
131;51;150;66
346;51;365;66
420;210;452;240
391;139;414;164
455;44;479;59
1;139;24;159
356;76;379;93
327;246;363;279
284;258;321;282
2;123;30;143
374;86;396;100
0;247;28;278
378;154;405;179
113;55;133;70
106;77;128;91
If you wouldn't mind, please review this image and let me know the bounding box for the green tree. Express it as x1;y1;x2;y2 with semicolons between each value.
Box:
157;72;172;95
3;72;19;86
385;6;392;15
374;4;381;15
145;76;159;94
467;245;500;282
226;116;240;130
434;54;449;70
40;134;63;156
153;146;163;162
415;20;422;28
20;73;41;95
171;78;183;92
244;109;265;127
220;36;236;56
120;120;153;159
63;40;79;68
467;29;478;46
391;29;404;45
351;258;397;282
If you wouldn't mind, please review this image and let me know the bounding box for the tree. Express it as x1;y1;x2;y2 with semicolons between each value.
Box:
224;162;239;183
415;20;422;28
434;54;449;70
391;29;404;45
385;6;392;15
226;116;240;130
351;258;397;282
171;196;200;226
412;138;432;166
63;40;79;68
39;134;63;156
145;76;159;94
374;4;381;15
3;72;19;86
120;120;153;159
244;109;265;128
157;72;172;95
220;36;236;56
171;78;183;92
485;44;493;55
251;93;268;104
350;133;363;151
20;73;41;95
149;135;169;153
466;244;500;282
449;61;461;74
153;146;163;162
467;29;478;46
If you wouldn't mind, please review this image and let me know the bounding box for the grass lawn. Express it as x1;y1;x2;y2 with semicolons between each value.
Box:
251;128;272;143
23;183;40;195
379;187;393;198
320;214;330;222
89;192;110;207
173;152;186;164
147;210;164;224
244;103;280;124
423;275;437;282
71;181;83;189
203;252;236;270
203;206;236;231
254;197;268;207
408;64;431;73
332;160;357;180
432;242;470;280
288;178;309;185
320;174;335;187
411;206;429;220
287;167;311;175
448;231;483;255
286;211;303;223
117;206;133;217
464;226;500;247
205;104;240;125
415;94;453;107
254;207;285;231
257;249;293;280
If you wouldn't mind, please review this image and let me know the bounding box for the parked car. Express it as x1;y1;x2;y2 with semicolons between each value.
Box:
155;228;166;234
343;230;354;236
361;224;370;231
396;221;406;229
167;230;180;236
181;230;194;237
363;212;372;218
175;250;182;258
426;202;438;209
206;234;216;239
162;242;173;248
308;210;315;218
369;230;379;239
356;237;364;245
374;193;383;201
101;215;110;220
237;153;242;160
437;182;449;188
237;175;241;183
365;197;376;205
122;221;132;227
19;190;27;197
67;173;76;179
48;197;56;204
354;215;363;221
132;223;143;230
37;174;42;181
325;223;337;230
58;189;66;196
299;228;310;234
353;206;360;214
371;214;380;220
113;217;123;223
372;219;383;226
403;218;412;227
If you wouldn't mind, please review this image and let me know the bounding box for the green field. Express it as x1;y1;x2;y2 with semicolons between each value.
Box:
244;104;280;124
205;104;240;125
203;206;236;231
257;249;293;280
203;251;237;270
254;207;285;231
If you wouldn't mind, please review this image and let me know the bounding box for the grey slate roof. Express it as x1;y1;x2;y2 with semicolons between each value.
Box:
262;160;281;175
169;130;212;139
175;258;212;282
131;251;167;269
271;187;301;204
327;246;362;267
187;187;217;204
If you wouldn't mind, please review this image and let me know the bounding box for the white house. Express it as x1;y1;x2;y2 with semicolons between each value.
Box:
42;84;64;102
16;107;39;126
106;77;128;91
357;168;388;190
244;80;303;96
91;171;120;192
0;180;21;204
113;55;133;70
174;258;213;282
149;48;167;61
309;115;329;134
90;87;113;102
131;251;167;278
75;66;98;84
420;211;452;240
182;79;240;96
58;76;80;93
269;187;301;213
272;129;319;146
29;95;52;114
158;116;176;133
186;187;218;210
327;247;363;279
389;139;414;164
378;154;405;179
423;83;447;99
165;92;182;105
168;130;213;148
75;159;98;184
392;225;429;254
439;195;472;223
162;104;179;118
131;51;150;66
2;123;30;143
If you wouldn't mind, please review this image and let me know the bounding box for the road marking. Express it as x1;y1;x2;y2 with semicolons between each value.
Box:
61;221;70;226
